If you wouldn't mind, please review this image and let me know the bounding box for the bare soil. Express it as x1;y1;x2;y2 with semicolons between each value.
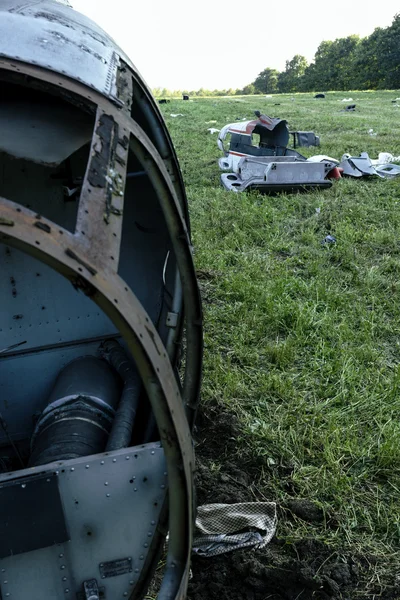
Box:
187;402;399;600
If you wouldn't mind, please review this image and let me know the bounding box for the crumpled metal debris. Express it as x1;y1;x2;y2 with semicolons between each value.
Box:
339;152;400;178
322;235;336;245
217;112;332;193
192;502;277;557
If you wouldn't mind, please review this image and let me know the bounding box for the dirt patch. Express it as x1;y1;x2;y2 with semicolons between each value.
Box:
188;402;397;600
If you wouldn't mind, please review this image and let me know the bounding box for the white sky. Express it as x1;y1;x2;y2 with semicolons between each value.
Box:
72;0;399;90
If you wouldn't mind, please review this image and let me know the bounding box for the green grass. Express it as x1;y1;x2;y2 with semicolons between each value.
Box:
161;91;400;592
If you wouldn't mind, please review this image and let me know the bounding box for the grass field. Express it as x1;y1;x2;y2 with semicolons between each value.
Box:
161;91;400;597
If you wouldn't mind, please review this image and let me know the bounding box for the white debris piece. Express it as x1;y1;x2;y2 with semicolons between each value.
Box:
207;128;220;134
341;97;353;102
308;155;339;164
170;113;184;117
371;152;400;165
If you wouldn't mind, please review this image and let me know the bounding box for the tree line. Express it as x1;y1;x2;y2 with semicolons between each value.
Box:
153;15;399;97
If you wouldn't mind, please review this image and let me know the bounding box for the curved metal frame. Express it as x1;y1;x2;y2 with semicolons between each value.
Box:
0;57;202;600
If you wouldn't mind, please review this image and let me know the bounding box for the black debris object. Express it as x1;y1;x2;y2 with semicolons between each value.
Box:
314;93;325;99
322;235;336;245
158;99;170;104
344;104;356;111
183;94;189;100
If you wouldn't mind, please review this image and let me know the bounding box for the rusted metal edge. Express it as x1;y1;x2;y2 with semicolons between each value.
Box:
0;197;193;600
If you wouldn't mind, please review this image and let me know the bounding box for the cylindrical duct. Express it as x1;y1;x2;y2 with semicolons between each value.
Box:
29;356;121;466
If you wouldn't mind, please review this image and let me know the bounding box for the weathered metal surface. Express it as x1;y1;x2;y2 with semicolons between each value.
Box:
0;445;167;599
0;3;203;598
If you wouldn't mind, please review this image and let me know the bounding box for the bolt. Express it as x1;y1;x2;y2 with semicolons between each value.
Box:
21;484;26;489
62;577;67;582
104;482;109;486
70;468;74;472
106;493;110;498
129;581;134;585
125;456;130;460
101;460;105;465
151;451;155;455
86;465;90;469
60;566;65;570
112;458;117;463
59;554;64;558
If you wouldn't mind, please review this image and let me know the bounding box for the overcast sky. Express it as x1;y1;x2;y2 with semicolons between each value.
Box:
72;0;399;90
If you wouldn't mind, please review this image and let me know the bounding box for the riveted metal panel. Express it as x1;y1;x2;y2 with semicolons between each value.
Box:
0;4;119;99
0;444;167;600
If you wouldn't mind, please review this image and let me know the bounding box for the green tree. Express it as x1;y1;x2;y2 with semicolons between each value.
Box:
310;36;360;90
278;55;308;92
253;68;279;94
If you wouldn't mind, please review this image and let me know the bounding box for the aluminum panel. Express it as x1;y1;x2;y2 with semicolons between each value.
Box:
0;444;167;600
0;8;118;99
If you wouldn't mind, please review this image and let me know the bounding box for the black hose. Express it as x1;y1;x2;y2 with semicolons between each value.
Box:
101;340;141;451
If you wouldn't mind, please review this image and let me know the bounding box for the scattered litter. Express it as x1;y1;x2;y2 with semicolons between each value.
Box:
170;113;184;117
182;94;189;100
308;155;339;164
342;97;353;102
274;103;281;105
371;152;400;165
375;163;400;178
314;93;325;99
217;112;400;194
322;235;336;245
158;99;170;104
217;112;334;193
368;128;378;137
291;131;320;148
343;104;356;111
265;95;273;98
339;151;400;178
315;207;321;214
192;502;277;557
205;120;217;124
207;128;220;134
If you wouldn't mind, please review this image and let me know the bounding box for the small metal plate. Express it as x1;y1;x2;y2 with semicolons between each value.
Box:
0;471;69;558
99;557;132;579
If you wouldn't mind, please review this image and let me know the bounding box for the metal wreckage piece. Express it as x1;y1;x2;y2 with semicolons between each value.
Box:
218;113;336;193
0;2;203;600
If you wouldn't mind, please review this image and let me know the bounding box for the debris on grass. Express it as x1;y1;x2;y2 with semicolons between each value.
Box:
217;112;334;193
193;502;277;557
339;151;400;178
322;234;337;245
